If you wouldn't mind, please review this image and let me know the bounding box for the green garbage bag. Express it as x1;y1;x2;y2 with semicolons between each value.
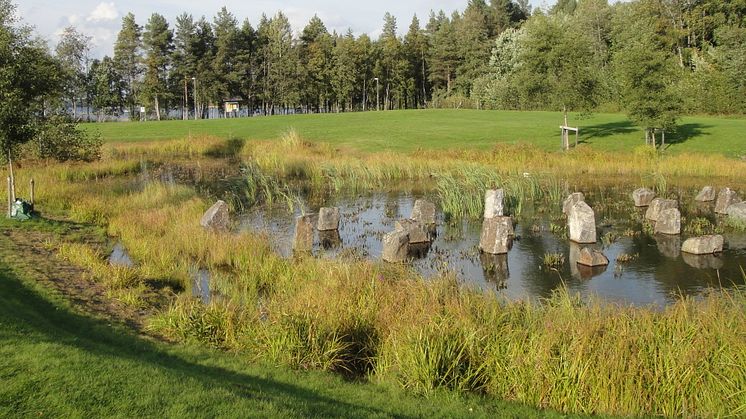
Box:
10;199;33;221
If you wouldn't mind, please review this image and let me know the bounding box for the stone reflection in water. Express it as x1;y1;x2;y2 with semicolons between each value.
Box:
655;234;681;259
682;253;724;270
568;242;607;279
479;253;509;289
192;269;211;304
319;230;342;249
408;242;431;259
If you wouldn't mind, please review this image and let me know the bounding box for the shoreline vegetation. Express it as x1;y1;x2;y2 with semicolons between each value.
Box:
4;121;743;416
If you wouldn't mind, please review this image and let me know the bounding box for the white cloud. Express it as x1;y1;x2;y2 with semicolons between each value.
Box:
87;2;119;22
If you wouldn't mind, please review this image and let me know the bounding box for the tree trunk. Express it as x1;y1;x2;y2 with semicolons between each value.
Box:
7;151;15;203
155;96;161;121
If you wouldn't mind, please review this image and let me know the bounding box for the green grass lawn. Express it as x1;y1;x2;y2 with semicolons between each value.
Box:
0;218;566;418
85;109;746;156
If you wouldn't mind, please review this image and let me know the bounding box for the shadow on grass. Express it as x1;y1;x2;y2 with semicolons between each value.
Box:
205;138;245;159
0;263;391;417
580;120;638;140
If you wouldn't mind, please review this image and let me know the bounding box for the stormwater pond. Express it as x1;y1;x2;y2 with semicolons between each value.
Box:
238;188;746;308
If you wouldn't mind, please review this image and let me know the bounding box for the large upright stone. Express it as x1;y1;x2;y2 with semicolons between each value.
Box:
726;202;746;222
562;192;585;215
479;216;513;254
632;188;656;207
576;247;609;267
411;199;436;225
483;189;504;218
382;229;409;263
645;198;678;222
395;219;430;244
695;186;716;202
293;214;315;252
317;207;341;231
681;235;724;255
715;188;741;214
568;201;596;243
654;208;681;235
200;200;230;232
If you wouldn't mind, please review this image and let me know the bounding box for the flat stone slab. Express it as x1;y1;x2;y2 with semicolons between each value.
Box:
715;188;741;214
654;208;681;235
293;214;315;252
479;216;513;255
483;189;504;218
382;229;409;263
562;192;585;215
200;200;230;232
576;247;609;267
317;207;341;231
726;202;746;222
645;198;678;222
568;201;596;243
681;235;724;255
632;188;656;207
395;219;430;244
695;186;715;202
411;199;436;225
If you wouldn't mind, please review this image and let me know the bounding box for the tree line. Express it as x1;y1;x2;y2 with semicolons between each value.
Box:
48;0;746;127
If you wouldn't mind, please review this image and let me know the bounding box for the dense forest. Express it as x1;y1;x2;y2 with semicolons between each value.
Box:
52;0;746;124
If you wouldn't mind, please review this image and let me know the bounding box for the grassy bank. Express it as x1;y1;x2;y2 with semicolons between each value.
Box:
4;126;746;416
0;218;556;418
84;109;746;156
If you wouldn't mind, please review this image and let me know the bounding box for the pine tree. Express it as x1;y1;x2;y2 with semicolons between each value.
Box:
142;13;173;120
113;13;143;118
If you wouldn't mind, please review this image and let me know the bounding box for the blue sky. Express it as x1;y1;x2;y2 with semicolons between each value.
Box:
18;0;552;58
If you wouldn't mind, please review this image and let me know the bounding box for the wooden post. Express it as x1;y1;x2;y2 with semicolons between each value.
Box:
7;177;12;218
30;179;35;206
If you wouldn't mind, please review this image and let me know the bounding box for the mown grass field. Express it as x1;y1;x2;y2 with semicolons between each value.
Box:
86;109;746;156
0;217;561;418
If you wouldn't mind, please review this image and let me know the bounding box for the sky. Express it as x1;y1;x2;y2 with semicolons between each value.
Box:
17;0;552;58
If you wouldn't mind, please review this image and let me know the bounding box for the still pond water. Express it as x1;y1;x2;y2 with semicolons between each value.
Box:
238;189;746;308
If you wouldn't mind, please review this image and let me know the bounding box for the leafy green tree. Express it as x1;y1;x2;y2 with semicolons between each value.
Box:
113;13;143;119
89;56;123;120
55;26;91;119
0;0;61;200
512;13;600;145
331;30;356;111
141;13;173;120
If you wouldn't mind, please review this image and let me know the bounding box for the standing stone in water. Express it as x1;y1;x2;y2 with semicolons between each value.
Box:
317;207;341;231
695;186;716;202
411;199;436;225
395;219;430;244
654;208;681;235
727;202;746;222
562;192;585;215
382;229;409;263
645;198;678;222
293;214;315;252
200;200;230;232
632;188;656;207
568;201;597;244
479;216;513;255
681;235;724;255
483;189;504;218
715;188;741;214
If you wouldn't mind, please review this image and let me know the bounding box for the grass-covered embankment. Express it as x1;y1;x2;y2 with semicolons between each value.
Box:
8;134;742;417
0;217;552;418
86;109;746;156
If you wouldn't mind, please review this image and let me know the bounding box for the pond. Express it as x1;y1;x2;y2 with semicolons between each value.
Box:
238;189;746;308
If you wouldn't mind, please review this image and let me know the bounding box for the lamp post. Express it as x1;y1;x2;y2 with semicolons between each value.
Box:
192;77;198;120
374;77;379;111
